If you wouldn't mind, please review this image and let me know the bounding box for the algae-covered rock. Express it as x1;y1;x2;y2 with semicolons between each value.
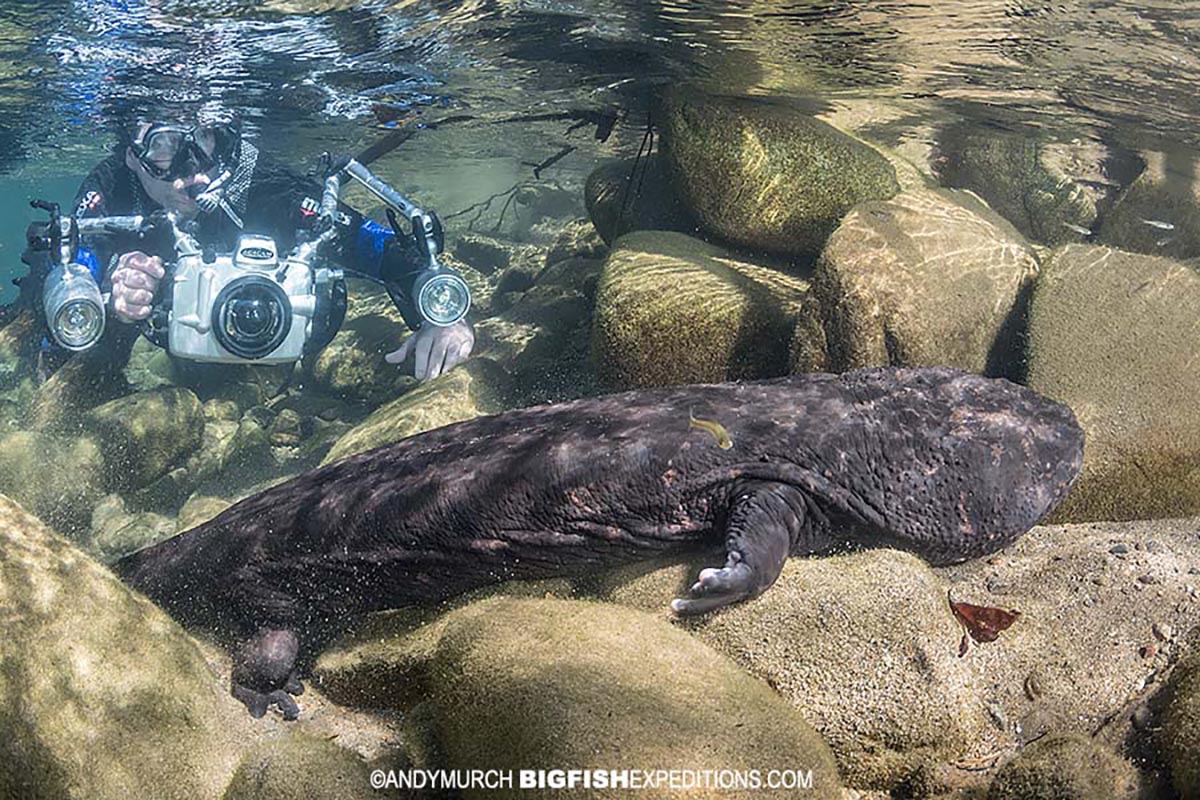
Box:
1025;244;1200;521
316;597;842;799
0;494;249;799
1163;650;1200;798
1099;149;1200;260
308;284;408;405
221;732;373;800
660;89;899;257
600;549;988;791
88;492;176;562
934;123;1113;246
176;493;233;532
321;357;510;464
0;429;105;537
595;518;1200;791
584;155;697;245
84;387;205;492
793;188;1039;376
987;734;1139;800
27;345;133;433
591;230;808;389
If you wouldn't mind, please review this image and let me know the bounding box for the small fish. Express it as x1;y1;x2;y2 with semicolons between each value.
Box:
1156;236;1175;248
688;410;733;450
1061;222;1093;236
1141;218;1176;231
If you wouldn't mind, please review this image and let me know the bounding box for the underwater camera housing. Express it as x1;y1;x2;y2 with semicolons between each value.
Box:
163;232;346;363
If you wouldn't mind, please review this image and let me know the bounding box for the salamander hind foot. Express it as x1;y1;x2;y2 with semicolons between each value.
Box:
231;628;304;720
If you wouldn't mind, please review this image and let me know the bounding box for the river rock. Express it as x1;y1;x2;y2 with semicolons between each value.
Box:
934;123;1114;246
595;516;1200;792
591;230;808;389
584;154;697;245
0;493;250;799
221;732;374;800
321;357;510;464
1025;244;1200;521
986;734;1139;800
314;597;843;799
0;429;105;538
1098;149;1200;261
84;387;206;492
1162;650;1200;798
791;188;1038;376
660;89;899;258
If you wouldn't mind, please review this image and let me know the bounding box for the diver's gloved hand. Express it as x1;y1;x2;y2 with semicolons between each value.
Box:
385;319;475;382
110;251;164;322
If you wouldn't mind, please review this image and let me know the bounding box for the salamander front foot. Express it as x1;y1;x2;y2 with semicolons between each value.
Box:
670;551;757;616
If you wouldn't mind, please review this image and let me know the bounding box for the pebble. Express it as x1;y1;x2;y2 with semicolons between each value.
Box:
1091;574;1110;587
985;577;1012;595
1189;566;1200;575
1132;704;1153;731
1139;644;1157;659
1109;543;1131;556
986;702;1007;732
1138;574;1160;585
1146;540;1165;554
1153;622;1174;641
1024;673;1044;701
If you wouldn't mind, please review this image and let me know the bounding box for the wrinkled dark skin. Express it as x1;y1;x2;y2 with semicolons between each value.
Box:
115;367;1084;718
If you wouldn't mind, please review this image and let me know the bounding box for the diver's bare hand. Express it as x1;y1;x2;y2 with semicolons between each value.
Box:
110;251;164;322
385;320;475;382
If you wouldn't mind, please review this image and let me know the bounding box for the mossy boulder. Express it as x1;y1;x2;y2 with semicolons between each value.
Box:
934;123;1112;246
315;597;843;799
792;188;1039;376
0;493;249;799
221;732;373;800
987;734;1139;800
1099;149;1200;260
599;549;989;790
0;430;105;538
584;155;697;245
660;89;900;258
308;283;409;405
321;357;510;464
88;492;176;562
1025;244;1200;521
27;346;133;433
591;230;808;389
594;517;1200;791
84;387;205;492
1163;650;1200;798
176;494;233;532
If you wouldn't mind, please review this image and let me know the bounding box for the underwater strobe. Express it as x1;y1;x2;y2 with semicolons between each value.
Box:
30;200;106;351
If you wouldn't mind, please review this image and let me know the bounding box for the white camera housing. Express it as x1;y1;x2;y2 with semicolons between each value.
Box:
168;234;324;364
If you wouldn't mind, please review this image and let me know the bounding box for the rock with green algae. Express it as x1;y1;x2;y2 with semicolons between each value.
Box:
790;187;1038;377
0;493;251;800
660;88;900;258
595;549;991;792
83;387;206;492
220;732;374;800
583;154;698;245
0;429;105;538
986;734;1139;800
321;357;510;465
1098;149;1200;261
1024;244;1200;521
314;596;843;800
1163;650;1200;799
591;230;808;389
933;122;1112;247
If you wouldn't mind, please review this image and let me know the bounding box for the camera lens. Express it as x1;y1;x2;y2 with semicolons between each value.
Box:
213;276;291;360
416;273;470;326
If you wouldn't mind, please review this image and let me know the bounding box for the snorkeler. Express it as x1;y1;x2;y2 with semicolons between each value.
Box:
33;105;474;382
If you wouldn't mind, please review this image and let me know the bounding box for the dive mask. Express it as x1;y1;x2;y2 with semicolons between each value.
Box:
131;121;240;182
